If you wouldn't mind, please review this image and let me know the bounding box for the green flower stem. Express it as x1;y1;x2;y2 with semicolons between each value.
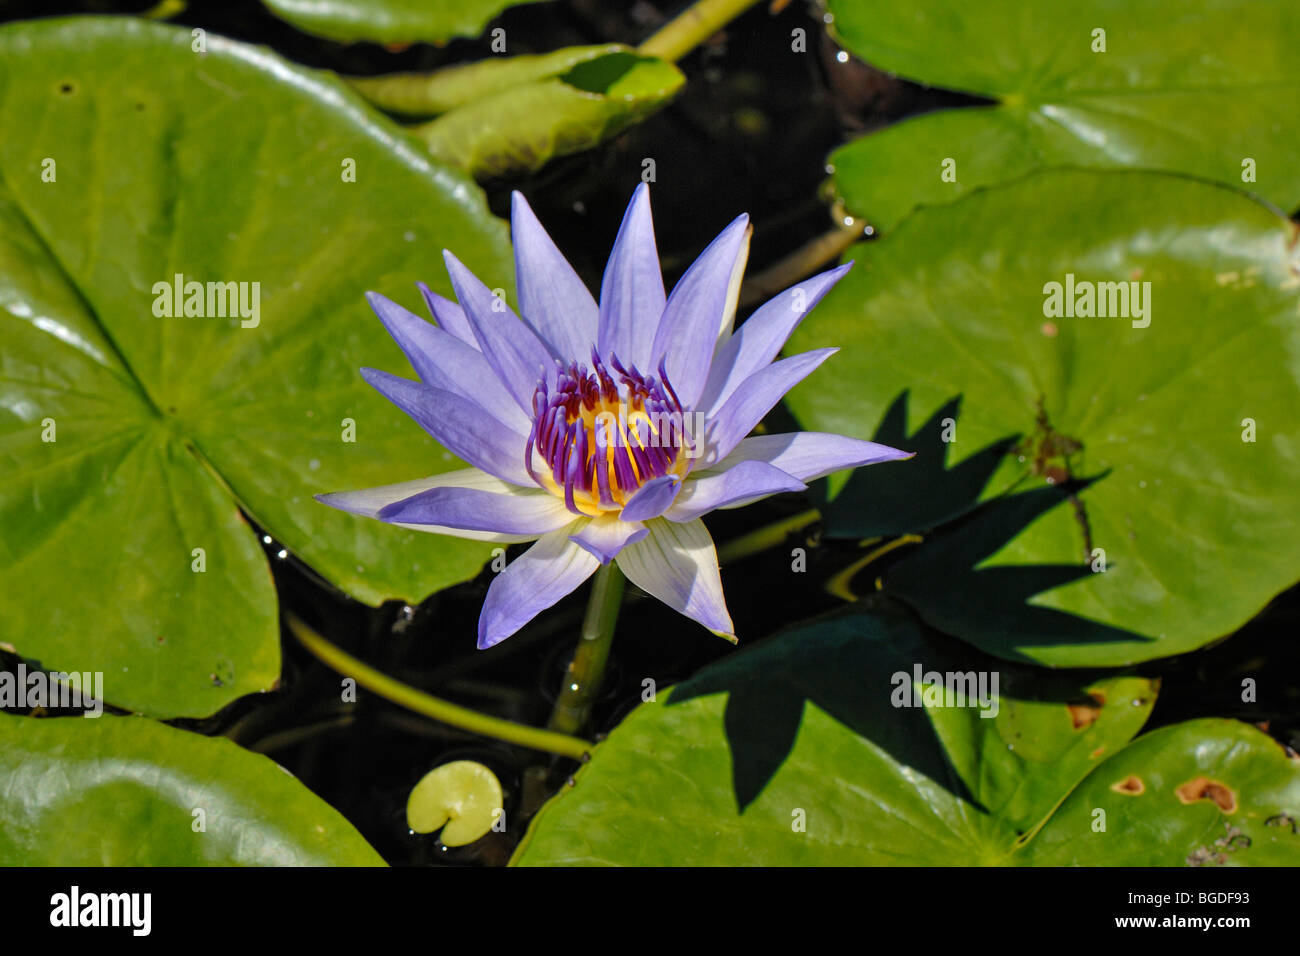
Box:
716;507;821;563
547;561;626;737
286;613;591;761
638;0;765;62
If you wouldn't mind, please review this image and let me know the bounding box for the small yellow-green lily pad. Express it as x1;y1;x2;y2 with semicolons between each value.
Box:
407;760;504;847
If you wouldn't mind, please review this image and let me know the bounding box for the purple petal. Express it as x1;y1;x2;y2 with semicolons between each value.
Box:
417;282;479;350
360;368;533;486
569;516;649;564
702;348;837;466
665;460;806;523
697;263;853;415
479;530;598;648
712;432;913;482
443;250;558;412
618;474;683;522
650;215;751;410
597;183;665;371
511;191;599;360
615;519;734;638
316;469;538;542
366;292;529;432
378;485;571;536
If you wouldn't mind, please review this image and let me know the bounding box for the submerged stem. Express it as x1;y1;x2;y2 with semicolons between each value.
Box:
638;0;765;62
717;508;821;563
286;614;591;761
547;562;626;737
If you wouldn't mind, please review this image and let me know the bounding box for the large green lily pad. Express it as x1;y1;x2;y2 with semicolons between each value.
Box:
787;170;1300;666
0;17;513;717
512;608;1300;866
262;0;543;45
0;712;384;865
826;0;1300;232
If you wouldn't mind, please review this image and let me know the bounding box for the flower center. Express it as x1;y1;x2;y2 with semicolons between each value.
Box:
528;351;693;516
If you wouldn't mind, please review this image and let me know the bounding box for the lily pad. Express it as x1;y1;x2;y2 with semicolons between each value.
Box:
411;51;685;178
0;17;513;717
512;608;1300;866
513;607;1169;865
407;759;504;846
1022;719;1300;866
262;0;543;45
787;170;1300;665
0;712;384;865
826;0;1300;232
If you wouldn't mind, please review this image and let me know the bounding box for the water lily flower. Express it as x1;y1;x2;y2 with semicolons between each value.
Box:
317;186;910;648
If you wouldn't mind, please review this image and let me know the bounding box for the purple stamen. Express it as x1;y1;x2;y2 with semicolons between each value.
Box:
530;350;688;514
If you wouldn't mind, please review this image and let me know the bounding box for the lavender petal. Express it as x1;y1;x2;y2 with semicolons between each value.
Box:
478;529;598;648
665;460;806;523
710;432;913;482
650;214;751;409
360;367;533;486
702;348;837;466
615;519;734;638
597;183;665;371
366;291;529;432
697;262;852;415
512;191;599;360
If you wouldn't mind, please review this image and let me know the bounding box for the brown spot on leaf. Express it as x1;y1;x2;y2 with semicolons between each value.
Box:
1111;775;1144;795
1175;777;1237;813
1068;703;1099;728
1068;692;1106;729
1090;746;1106;759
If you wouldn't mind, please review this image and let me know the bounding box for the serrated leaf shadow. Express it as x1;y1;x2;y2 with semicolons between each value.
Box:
884;474;1153;660
669;607;983;814
821;390;1019;538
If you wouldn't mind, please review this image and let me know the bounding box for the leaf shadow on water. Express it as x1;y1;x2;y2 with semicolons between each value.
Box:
822;387;1152;659
882;467;1154;662
819;390;1021;539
